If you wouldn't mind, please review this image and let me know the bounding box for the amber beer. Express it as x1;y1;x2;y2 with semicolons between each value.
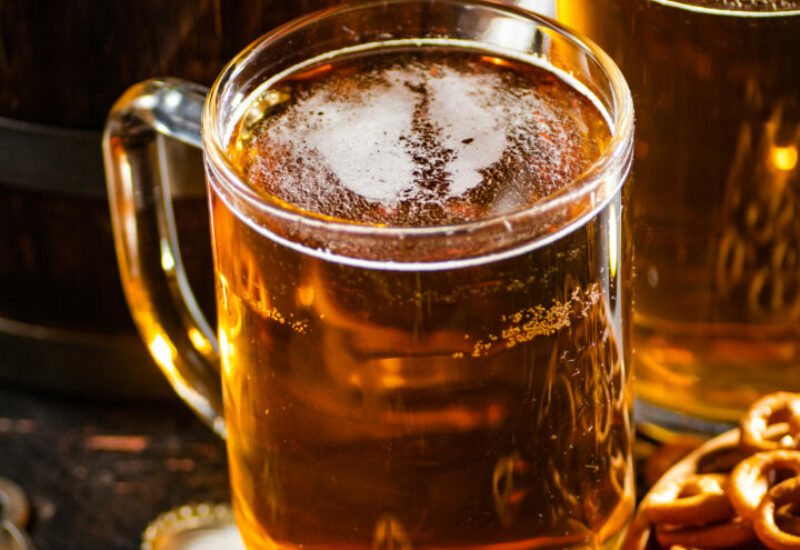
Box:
211;47;632;550
103;3;634;548
559;0;800;427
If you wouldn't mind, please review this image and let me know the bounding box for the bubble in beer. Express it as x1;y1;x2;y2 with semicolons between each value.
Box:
232;50;610;226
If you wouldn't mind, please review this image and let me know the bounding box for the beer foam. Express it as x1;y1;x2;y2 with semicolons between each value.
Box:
258;66;516;205
241;51;607;226
271;73;418;204
669;0;800;12
422;70;508;196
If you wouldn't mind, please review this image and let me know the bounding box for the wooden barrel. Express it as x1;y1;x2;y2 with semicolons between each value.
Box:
0;0;349;397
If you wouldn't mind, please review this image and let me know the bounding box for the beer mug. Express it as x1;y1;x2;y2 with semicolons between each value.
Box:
559;0;800;434
103;1;634;548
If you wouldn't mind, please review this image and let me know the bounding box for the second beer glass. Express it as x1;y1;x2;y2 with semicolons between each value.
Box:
560;0;800;431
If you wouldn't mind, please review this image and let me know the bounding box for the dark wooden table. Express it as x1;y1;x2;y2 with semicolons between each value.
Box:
0;385;229;550
0;383;684;550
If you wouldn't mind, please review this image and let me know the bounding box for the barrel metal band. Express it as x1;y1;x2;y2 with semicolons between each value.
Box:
0;116;106;197
0;116;205;198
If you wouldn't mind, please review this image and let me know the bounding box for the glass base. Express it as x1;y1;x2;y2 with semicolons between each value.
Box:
634;398;735;441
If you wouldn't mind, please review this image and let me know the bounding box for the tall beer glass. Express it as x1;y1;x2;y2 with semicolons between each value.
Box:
559;0;800;433
103;1;635;548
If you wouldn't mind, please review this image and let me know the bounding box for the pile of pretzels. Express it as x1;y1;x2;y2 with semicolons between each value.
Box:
631;392;800;550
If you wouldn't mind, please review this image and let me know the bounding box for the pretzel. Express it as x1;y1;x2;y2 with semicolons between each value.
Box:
653;516;756;548
753;477;800;550
642;473;734;525
776;502;800;536
624;394;800;550
741;392;800;453
644;437;704;487
695;442;752;475
729;450;800;521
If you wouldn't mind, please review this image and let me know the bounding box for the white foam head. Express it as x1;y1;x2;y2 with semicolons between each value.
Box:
245;52;595;222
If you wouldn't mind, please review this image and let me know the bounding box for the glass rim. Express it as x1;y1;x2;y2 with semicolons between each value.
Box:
649;0;800;17
201;0;634;243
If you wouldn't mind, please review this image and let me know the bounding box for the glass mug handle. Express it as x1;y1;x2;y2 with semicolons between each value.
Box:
103;78;226;438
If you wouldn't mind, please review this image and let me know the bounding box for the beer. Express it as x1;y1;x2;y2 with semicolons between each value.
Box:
559;0;800;427
211;46;632;550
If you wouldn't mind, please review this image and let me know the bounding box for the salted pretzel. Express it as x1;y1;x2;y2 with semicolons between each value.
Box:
642;473;734;525
730;450;800;521
653;516;756;549
754;477;800;550
741;392;800;453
